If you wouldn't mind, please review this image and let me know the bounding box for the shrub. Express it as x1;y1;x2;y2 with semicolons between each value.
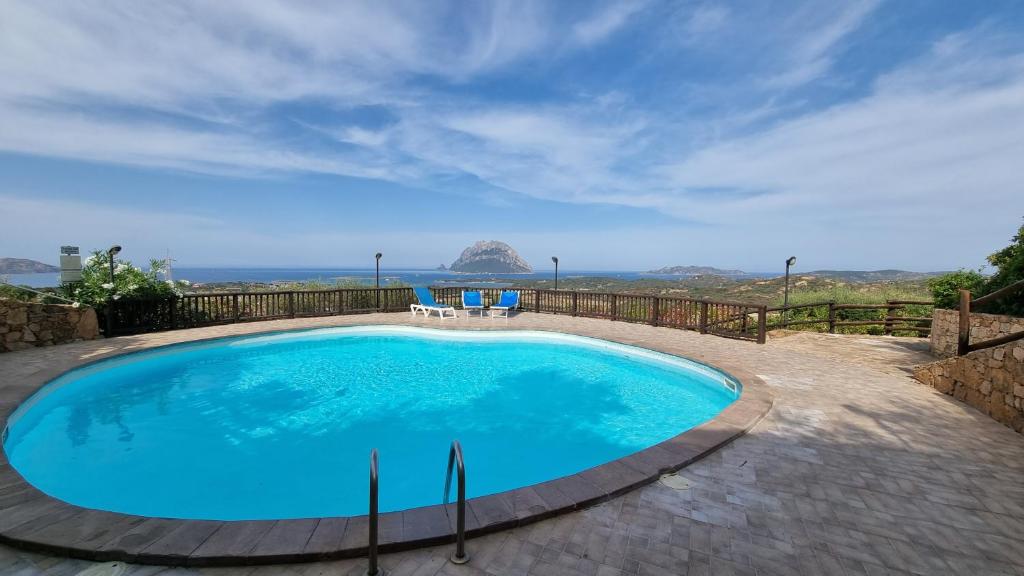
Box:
60;251;190;308
927;270;986;310
981;222;1024;316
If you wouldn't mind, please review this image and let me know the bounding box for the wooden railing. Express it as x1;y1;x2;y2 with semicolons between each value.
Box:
105;286;769;343
957;279;1024;355
766;300;934;336
105;287;416;335
430;287;767;343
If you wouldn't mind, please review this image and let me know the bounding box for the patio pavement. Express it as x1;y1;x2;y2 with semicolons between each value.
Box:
1;312;1023;576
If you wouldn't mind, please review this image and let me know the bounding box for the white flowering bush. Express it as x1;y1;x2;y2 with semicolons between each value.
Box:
62;251;190;307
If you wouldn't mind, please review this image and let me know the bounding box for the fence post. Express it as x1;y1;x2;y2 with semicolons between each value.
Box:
288;291;295;318
827;301;836;333
611;294;618;321
884;301;896;336
534;290;541;313
699;301;709;334
650;296;660;326
757;306;767;344
571;292;578;316
169;296;177;330
957;289;971;356
232;294;239;323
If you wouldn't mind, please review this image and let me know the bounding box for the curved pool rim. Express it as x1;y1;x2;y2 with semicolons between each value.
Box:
0;320;773;566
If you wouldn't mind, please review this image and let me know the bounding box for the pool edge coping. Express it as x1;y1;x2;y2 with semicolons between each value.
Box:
0;318;773;567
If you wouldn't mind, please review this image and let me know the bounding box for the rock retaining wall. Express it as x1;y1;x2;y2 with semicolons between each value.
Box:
914;340;1024;433
0;299;99;352
930;308;1024;357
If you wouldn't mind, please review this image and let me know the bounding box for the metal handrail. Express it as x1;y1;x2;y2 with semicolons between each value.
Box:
443;440;469;564
367;448;379;576
0;279;80;305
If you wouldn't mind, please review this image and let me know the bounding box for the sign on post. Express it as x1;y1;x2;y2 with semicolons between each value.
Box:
60;246;82;283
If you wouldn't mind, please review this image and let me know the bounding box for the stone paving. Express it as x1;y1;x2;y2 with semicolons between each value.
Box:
1;313;1023;575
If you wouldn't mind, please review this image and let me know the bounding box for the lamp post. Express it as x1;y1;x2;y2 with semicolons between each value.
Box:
783;256;796;327
551;256;559;290
375;252;382;311
105;245;122;337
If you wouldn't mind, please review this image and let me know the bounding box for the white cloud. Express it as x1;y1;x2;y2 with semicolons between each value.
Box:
762;0;880;88
1;1;1022;272
681;5;730;38
655;31;1024;260
572;1;648;47
0;0;552;112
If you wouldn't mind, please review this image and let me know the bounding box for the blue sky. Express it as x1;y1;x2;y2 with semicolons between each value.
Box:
1;1;1023;272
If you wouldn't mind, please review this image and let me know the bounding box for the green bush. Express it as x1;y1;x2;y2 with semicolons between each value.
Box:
927;270;986;310
60;251;189;308
981;222;1024;316
0;283;37;302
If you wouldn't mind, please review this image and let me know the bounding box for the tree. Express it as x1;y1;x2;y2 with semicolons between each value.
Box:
982;221;1024;316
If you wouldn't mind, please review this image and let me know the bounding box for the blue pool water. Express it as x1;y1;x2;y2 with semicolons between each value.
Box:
4;327;739;520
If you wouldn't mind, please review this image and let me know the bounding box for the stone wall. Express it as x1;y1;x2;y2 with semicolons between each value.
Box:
930;308;1024;357
0;299;99;352
914;340;1024;433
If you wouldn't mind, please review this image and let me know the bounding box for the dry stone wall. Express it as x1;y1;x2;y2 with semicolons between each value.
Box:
914;340;1024;433
0;299;99;352
930;308;1024;357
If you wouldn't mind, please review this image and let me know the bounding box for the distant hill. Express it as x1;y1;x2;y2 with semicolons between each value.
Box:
0;258;59;274
450;241;533;273
648;265;746;276
804;270;946;283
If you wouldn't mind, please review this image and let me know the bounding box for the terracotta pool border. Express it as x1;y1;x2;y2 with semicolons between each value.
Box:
0;320;773;566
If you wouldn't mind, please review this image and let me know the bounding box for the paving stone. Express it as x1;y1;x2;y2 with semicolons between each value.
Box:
0;315;1021;575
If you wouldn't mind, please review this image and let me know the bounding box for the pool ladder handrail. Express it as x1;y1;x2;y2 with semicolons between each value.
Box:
367;448;380;576
443;440;469;564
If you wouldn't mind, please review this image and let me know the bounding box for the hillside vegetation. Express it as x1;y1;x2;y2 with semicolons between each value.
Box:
513;274;932;307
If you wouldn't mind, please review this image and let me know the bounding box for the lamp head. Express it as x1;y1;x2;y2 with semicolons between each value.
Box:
108;245;122;257
375;252;382;260
551;256;559;265
786;256;797;267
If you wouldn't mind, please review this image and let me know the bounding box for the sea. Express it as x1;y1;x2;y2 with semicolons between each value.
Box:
2;268;772;289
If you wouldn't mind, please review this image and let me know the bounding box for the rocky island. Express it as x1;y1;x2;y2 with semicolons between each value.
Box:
648;265;746;276
449;241;532;273
0;258;59;274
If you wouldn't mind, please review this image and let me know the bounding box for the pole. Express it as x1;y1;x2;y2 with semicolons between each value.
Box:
957;289;971;356
367;448;379;576
106;253;116;337
375;253;382;312
783;262;791;327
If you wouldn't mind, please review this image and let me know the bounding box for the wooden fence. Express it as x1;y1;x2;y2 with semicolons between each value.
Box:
766;300;934;336
105;287;416;335
104;286;769;343
957;279;1024;354
431;287;767;342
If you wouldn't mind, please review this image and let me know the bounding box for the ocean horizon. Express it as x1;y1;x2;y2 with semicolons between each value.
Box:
2;267;774;289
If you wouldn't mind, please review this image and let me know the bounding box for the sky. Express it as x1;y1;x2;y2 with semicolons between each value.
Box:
1;0;1023;272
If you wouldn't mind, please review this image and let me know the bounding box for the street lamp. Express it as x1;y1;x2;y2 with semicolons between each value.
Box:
375;252;383;311
551;256;559;290
105;245;122;338
107;245;122;285
783;256;797;327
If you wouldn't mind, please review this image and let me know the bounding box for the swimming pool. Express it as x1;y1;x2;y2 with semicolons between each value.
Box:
4;326;740;521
